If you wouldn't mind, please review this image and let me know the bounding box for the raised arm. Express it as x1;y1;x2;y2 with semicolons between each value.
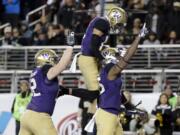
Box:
47;32;75;80
108;23;148;80
90;19;110;60
47;47;73;80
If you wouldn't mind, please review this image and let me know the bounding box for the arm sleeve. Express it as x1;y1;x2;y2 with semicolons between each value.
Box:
90;34;104;60
90;19;110;60
42;64;53;76
94;19;110;34
42;64;56;84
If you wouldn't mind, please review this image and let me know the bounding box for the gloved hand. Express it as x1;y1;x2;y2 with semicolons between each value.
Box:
118;47;127;57
138;23;148;38
67;31;75;46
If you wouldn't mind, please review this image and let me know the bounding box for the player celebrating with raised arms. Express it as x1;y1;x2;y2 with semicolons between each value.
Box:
19;32;100;135
78;7;127;92
18;32;75;135
94;23;148;135
76;8;127;125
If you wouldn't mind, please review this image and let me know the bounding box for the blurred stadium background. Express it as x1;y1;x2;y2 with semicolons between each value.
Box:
0;0;180;135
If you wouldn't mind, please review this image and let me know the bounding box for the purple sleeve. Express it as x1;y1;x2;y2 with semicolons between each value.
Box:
94;19;110;34
42;64;53;84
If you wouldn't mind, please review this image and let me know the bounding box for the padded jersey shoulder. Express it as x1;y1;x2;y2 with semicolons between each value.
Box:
94;17;110;34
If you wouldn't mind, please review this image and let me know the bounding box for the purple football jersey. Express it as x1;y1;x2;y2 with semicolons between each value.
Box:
81;17;110;56
27;65;59;115
98;63;122;115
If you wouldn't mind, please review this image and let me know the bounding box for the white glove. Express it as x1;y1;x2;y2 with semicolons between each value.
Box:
138;23;148;38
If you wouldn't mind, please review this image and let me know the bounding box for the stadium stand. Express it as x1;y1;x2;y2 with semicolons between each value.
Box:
0;45;180;93
0;0;180;134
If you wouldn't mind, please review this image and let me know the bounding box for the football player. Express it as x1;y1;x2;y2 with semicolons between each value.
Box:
19;32;75;135
19;32;100;135
94;23;148;135
78;7;127;92
77;8;127;126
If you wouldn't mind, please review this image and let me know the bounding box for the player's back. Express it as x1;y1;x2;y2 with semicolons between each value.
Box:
99;63;122;115
27;65;59;115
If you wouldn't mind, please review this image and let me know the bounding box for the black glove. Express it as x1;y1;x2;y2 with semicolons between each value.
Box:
67;31;75;47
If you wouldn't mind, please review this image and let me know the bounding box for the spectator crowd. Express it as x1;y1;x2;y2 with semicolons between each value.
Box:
0;0;180;47
0;1;180;134
118;84;180;135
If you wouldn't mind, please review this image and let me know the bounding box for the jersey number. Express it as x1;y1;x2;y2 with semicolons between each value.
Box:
30;78;41;97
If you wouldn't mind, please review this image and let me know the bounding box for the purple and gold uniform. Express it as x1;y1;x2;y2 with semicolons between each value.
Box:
78;7;127;91
93;22;148;135
27;65;59;115
19;33;75;135
95;63;123;135
78;17;110;91
81;17;110;57
19;65;58;135
99;63;122;115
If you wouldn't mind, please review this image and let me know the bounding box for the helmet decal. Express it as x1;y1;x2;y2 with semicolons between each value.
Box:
34;49;58;67
112;10;121;24
107;7;127;28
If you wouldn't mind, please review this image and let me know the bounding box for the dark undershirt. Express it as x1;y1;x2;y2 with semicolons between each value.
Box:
94;18;110;35
41;64;58;83
90;18;110;59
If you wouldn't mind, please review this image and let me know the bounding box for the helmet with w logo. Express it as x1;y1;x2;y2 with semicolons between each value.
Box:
101;47;118;64
34;49;58;67
107;7;127;27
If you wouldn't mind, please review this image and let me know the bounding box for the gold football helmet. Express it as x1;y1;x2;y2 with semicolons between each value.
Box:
107;7;127;27
101;47;118;64
34;49;58;67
